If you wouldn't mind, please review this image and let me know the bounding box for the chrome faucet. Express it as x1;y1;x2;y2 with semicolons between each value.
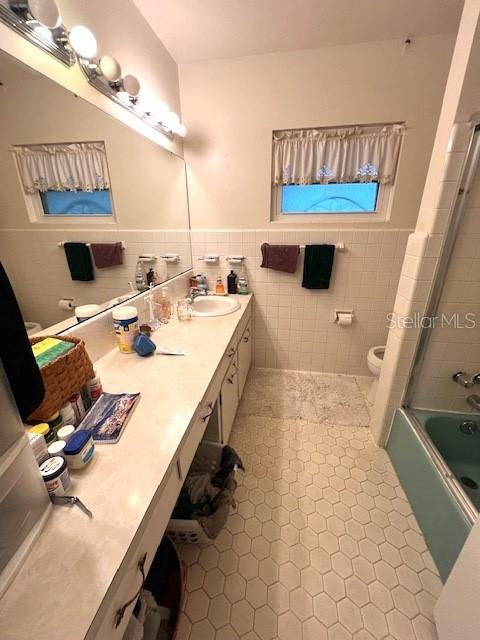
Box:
453;372;475;388
189;286;207;300
467;395;480;412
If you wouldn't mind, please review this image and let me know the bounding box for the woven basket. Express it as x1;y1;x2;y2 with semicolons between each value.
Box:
28;335;94;421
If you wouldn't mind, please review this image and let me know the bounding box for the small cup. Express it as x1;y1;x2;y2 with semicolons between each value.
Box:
177;298;192;321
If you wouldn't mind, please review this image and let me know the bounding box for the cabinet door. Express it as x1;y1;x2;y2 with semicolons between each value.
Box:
237;320;252;398
220;357;239;444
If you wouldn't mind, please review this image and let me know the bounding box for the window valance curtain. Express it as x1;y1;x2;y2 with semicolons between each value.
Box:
272;124;405;186
13;142;110;193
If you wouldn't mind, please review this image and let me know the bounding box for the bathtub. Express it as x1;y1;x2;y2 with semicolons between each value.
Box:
387;408;477;581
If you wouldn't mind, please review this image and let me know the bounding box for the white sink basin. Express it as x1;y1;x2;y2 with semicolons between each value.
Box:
192;295;241;317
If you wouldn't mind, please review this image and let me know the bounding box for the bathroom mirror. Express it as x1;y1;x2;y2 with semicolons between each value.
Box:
0;49;192;334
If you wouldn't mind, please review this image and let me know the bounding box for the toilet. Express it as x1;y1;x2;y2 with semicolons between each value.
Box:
366;345;385;403
24;322;42;336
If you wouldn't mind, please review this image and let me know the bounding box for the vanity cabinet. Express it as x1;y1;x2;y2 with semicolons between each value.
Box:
89;464;183;640
237;320;252;398
220;352;239;443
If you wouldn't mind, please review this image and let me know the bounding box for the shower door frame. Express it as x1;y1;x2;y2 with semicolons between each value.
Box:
404;122;480;408
401;121;480;526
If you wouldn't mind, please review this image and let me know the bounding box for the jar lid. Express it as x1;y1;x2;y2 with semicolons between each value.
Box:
57;425;75;439
75;304;101;317
46;411;60;421
40;456;67;480
48;440;66;455
28;423;50;436
64;430;92;455
112;306;138;321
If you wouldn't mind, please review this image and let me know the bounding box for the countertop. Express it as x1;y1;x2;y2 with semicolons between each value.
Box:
0;295;252;640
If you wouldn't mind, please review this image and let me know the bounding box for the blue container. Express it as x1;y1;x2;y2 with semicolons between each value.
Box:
64;430;95;468
134;333;156;357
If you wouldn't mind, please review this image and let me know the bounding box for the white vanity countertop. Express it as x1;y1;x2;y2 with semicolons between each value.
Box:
0;294;252;640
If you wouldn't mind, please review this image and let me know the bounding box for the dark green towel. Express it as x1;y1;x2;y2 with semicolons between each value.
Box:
302;244;335;289
64;242;94;281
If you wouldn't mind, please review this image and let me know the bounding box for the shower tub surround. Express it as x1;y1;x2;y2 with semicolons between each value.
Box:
176;369;441;640
191;228;411;376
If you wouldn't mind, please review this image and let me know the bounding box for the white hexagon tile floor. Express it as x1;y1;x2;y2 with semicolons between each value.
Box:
175;368;441;640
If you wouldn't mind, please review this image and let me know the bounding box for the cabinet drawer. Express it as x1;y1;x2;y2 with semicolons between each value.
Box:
236;304;251;342
220;354;239;444
218;334;238;381
178;408;211;479
89;464;182;640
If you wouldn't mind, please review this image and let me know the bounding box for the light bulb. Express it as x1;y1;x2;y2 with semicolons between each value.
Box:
33;25;54;42
164;111;180;131
144;112;158;127
69;25;97;59
28;0;61;29
99;55;122;83
174;123;187;137
123;74;141;98
153;101;170;123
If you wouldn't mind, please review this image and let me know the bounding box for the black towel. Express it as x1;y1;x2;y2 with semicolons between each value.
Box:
64;242;94;281
302;244;335;289
0;262;45;422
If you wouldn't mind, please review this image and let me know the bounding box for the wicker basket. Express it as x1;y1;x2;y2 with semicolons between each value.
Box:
28;335;94;421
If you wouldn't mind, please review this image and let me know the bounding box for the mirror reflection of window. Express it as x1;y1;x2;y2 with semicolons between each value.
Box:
12;141;114;218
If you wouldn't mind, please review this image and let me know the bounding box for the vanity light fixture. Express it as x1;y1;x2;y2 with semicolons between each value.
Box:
0;0;74;66
33;23;53;41
0;1;187;137
27;0;61;29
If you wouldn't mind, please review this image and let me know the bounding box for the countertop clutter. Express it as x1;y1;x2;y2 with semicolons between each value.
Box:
0;294;252;640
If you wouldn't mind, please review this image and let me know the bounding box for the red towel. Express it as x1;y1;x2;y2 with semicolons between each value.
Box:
261;243;300;273
90;242;123;268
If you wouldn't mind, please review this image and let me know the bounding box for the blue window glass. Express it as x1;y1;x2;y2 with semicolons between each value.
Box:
40;190;113;216
281;182;379;214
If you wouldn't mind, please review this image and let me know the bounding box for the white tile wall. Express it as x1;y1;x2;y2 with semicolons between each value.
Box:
412;148;480;411
0;228;191;329
191;229;411;376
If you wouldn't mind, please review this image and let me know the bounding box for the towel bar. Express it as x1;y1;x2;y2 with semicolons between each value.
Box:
58;241;126;249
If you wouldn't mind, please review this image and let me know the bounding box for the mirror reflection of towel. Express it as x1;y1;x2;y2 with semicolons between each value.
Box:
90;242;123;268
302;244;335;289
63;242;94;281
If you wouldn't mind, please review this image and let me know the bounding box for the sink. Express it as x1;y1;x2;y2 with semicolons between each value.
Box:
192;295;241;317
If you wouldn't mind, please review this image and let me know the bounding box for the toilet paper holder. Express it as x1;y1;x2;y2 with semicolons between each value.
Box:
333;309;354;325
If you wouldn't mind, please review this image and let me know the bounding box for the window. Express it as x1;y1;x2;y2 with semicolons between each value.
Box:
13;141;115;222
281;182;379;214
40;189;113;216
271;123;404;222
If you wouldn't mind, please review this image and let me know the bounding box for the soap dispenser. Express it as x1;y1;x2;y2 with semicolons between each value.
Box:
156;286;172;321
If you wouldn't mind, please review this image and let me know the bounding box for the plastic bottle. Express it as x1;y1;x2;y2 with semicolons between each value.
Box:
237;275;249;294
146;268;156;286
112;305;139;353
134;259;148;292
215;275;226;295
227;270;238;294
156;287;172;321
87;371;103;403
